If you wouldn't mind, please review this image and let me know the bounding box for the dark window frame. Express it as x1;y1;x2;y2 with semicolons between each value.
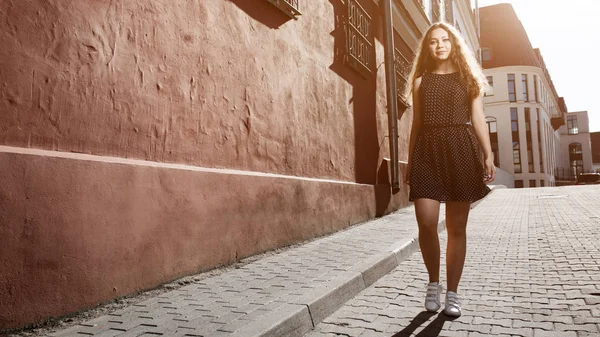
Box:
569;143;584;178
522;74;529;102
508;74;516;102
536;108;544;173
432;0;442;22
511;107;522;173
482;48;492;61
533;75;539;102
444;0;454;24
525;108;534;173
394;32;413;108
485;76;494;96
567;115;579;135
486;116;499;167
346;0;374;77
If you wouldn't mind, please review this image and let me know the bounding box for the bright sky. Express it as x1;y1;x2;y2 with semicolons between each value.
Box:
477;0;599;132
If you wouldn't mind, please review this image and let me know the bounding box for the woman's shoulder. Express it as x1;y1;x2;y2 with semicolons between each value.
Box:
414;76;423;89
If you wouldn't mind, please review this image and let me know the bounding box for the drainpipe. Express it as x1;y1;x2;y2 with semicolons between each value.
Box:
382;0;400;191
475;0;481;62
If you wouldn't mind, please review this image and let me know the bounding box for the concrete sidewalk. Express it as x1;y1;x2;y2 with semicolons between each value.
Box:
307;185;600;336
35;190;459;336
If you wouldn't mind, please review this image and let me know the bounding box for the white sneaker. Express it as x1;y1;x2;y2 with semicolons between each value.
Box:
424;282;441;312
444;291;462;317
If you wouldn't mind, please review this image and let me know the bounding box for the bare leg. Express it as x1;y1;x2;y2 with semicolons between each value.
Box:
445;201;471;293
414;198;441;283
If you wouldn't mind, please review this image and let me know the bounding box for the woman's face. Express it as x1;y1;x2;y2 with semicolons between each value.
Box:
428;27;452;62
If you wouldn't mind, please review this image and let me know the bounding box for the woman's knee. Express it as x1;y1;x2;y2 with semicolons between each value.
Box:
418;221;439;235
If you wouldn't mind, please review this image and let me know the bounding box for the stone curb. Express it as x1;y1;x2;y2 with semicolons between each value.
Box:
252;185;502;337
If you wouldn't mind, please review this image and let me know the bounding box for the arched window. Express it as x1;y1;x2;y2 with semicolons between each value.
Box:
486;116;499;167
569;143;583;178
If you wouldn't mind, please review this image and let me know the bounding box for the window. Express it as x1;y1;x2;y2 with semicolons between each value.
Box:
266;0;301;18
347;0;373;77
567;115;579;135
432;0;442;22
482;48;492;61
515;180;523;188
529;180;536;188
540;180;545;187
508;74;516;102
536;109;544;173
525;108;534;173
455;21;462;35
485;76;494;96
522;74;529;101
486;116;499;167
569;143;583;178
394;33;413;108
533;75;539;102
420;0;432;22
445;0;454;24
511;108;522;173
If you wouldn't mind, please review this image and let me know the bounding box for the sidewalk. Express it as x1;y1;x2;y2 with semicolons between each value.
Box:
307;185;600;336
33;191;455;336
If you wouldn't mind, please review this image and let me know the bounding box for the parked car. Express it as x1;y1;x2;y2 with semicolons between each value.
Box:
576;173;600;185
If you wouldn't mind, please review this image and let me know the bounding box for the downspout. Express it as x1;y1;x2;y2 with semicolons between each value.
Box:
475;0;480;37
475;0;481;62
382;0;400;191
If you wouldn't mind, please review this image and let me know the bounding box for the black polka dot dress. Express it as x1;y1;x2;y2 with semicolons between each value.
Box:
409;72;490;203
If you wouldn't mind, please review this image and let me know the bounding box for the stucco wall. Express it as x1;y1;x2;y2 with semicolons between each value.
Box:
483;66;560;187
0;0;416;330
0;0;408;184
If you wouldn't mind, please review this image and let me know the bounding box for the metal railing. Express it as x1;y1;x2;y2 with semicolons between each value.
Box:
267;0;301;19
394;48;411;107
554;167;597;181
347;0;373;77
432;0;442;23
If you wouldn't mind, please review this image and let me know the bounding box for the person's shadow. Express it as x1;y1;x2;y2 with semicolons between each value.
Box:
391;311;458;336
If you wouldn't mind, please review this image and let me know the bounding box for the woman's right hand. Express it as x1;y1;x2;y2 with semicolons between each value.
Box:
404;165;411;185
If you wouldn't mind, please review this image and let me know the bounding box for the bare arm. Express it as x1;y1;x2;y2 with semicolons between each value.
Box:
470;94;495;183
405;77;422;184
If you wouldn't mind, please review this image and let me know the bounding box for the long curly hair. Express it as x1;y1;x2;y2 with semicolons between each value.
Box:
403;22;489;105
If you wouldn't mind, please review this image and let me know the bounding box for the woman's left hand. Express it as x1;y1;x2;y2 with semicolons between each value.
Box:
483;158;495;183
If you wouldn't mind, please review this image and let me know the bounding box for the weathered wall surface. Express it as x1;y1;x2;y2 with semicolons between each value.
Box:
0;147;400;330
0;0;403;183
0;0;413;330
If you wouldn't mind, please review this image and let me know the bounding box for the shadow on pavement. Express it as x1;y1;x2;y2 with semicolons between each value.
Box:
391;311;457;336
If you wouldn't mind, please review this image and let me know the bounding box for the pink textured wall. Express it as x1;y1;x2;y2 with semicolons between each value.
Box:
0;0;413;329
0;0;411;183
0;148;409;329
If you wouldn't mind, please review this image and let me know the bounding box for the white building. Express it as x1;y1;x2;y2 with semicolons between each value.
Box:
557;111;594;181
480;4;568;188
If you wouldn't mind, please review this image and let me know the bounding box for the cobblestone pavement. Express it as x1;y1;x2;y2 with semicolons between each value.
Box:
306;186;600;337
29;201;446;337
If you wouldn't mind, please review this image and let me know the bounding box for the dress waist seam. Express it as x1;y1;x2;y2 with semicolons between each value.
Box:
421;123;472;129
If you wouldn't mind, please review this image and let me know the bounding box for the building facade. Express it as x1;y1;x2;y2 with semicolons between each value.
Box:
557;111;594;180
480;4;566;188
591;131;600;173
0;0;480;330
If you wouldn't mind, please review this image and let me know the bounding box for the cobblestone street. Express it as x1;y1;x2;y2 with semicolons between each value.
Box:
9;186;600;337
307;186;600;337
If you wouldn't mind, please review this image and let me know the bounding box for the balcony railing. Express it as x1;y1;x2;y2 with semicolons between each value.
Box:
445;0;454;23
347;0;373;77
267;0;301;19
395;48;411;107
432;0;442;23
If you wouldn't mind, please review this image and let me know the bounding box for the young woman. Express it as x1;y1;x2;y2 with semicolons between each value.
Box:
404;22;495;317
